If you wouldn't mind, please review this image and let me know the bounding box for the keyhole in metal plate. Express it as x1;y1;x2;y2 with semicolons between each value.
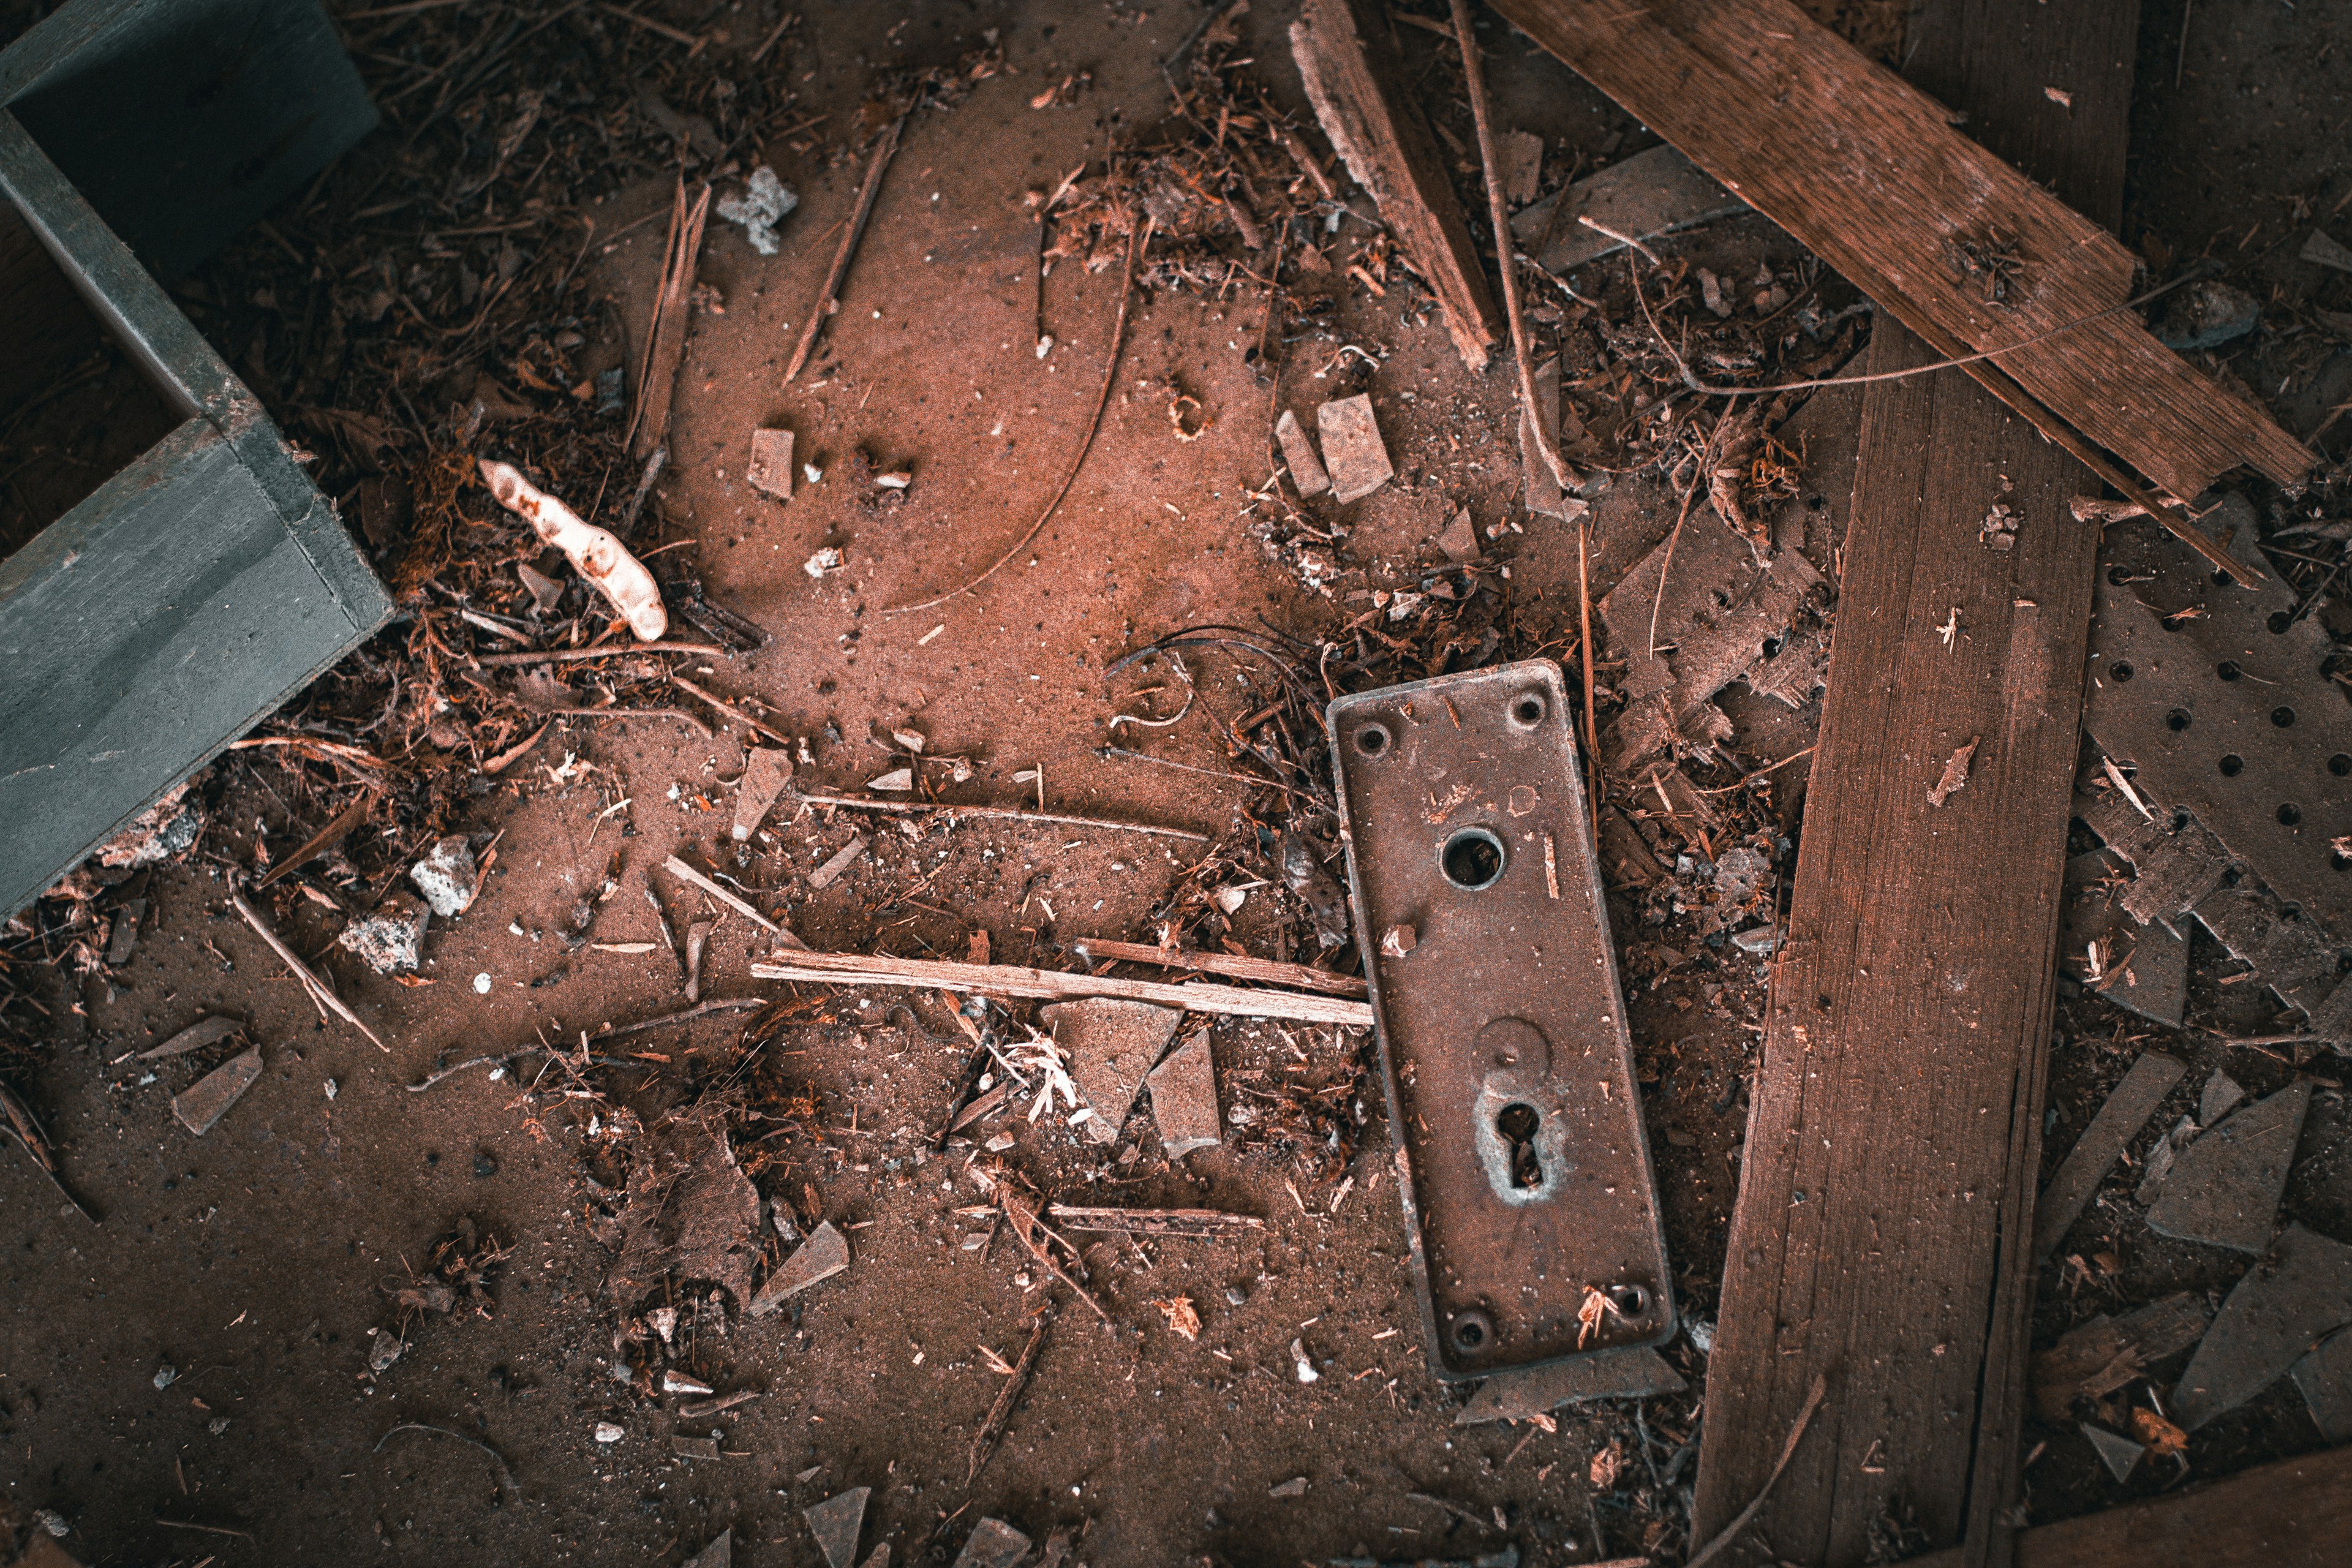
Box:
1497;1102;1542;1189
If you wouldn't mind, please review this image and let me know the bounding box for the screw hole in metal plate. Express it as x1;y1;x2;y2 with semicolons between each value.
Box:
1354;722;1393;758
1450;1310;1494;1353
1609;1284;1651;1318
1440;827;1506;891
1508;692;1547;729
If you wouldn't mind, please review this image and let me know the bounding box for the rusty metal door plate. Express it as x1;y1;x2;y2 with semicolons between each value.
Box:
1327;661;1673;1381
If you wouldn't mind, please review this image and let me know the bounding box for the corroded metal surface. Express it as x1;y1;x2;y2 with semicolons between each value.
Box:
1328;660;1672;1381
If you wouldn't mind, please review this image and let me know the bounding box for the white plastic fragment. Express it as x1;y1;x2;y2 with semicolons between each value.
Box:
717;165;797;254
478;459;668;640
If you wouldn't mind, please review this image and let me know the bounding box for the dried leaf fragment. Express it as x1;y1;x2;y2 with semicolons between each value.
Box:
478;460;668;640
1928;737;1981;808
1150;1297;1202;1340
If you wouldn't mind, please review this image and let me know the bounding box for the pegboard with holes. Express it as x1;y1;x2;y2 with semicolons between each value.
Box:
2082;499;2352;939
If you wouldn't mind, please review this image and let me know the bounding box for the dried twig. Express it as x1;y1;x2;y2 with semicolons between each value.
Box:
795;790;1210;843
886;217;1149;614
998;1188;1110;1324
0;1081;97;1224
1452;0;1573;494
662;855;794;940
749;949;1376;1026
1068;937;1366;997
1045;1204;1265;1238
230;894;389;1052
627;178;712;459
784;115;906;383
969;1305;1052;1483
471;641;726;666
669;673;795;747
256;796;375;889
374;1422;521;1497
1683;1373;1826;1568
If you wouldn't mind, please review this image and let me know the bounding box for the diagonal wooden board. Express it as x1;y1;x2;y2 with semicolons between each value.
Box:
1488;0;2310;574
1515;2;2138;1563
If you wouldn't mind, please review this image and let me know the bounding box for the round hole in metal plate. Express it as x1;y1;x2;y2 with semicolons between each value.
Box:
1508;692;1547;729
1609;1283;1651;1319
2280;803;2303;827
1354;722;1393;758
2220;753;2245;777
2110;661;2134;682
2166;707;2192;732
1451;1310;1494;1353
1441;827;1507;890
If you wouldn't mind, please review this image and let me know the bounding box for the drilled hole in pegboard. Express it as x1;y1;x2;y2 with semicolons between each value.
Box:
2220;754;2245;777
2111;662;2135;682
2274;706;2297;728
2166;707;2193;732
2280;803;2304;827
2269;610;2296;635
2330;753;2351;777
2218;660;2244;682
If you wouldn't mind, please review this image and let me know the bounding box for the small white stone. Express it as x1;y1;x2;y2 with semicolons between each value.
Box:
594;1422;624;1444
473;973;493;994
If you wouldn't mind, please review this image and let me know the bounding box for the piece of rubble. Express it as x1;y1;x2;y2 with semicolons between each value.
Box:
2145;1080;2310;1253
1275;409;1330;496
1046;998;1183;1145
2304;228;2352;274
717;164;796;254
683;1527;733;1568
605;1120;763;1313
1498;129;1544;206
950;1518;1031;1568
733;748;794;842
1455;1346;1686;1424
2135;1113;2198;1205
2031;1050;2185;1263
2176;1223;2352;1428
106;896;145;965
804;546;843;578
2291;1326;2352;1442
96;782;202;868
2032;1292;2211;1422
1269;1476;1309;1498
804;1486;869;1568
747;429;795;500
479;459;668;641
1434;507;1480;565
337;890;431;974
2200;1070;2247;1126
1315;394;1392;504
1518;356;1585;522
409;835;478;918
858;1549;892;1568
140;1015;244;1061
1379;922;1417;958
594;1420;624;1443
2061;848;2188;1027
806;835;868;890
2081;1423;2144;1483
2154;279;2260;351
1510;143;1747;275
673;1434;723;1460
1145;1034;1220;1158
750;1219;850;1315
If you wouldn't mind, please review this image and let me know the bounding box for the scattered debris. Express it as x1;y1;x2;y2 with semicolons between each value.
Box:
750;949;1376;1025
1289;0;1499;368
1434;507;1481;565
785;116;906;383
1456;1345;1687;1423
139;1016;245;1062
1275;408;1331;496
2304;228;2352;274
733;749;794;842
2153;279;2260;352
92;783;203;870
2032;1292;2211;1422
1517;356;1585;522
478;459;668;641
2061;848;2188;1027
1510;143;1747;274
408;836;478;918
968;1306;1051;1483
171;1046;262;1136
2032;1051;2185;1262
2080;1422;2144;1483
806;835;869;891
603;1118;763;1314
1145;1033;1221;1157
1152;1295;1202;1339
1067;937;1368;997
2176;1223;2352;1428
1926;737;1980;808
749;1219;850;1315
2145;1080;2310;1252
802;1487;868;1568
949;1518;1030;1568
1046;997;1182;1144
627;179;712;459
747;429;796;501
2291;1326;2352;1442
717;166;796;254
1315;393;1393;504
337;889;430;974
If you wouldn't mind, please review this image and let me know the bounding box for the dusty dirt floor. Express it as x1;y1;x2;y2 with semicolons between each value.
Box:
2;1;2350;1565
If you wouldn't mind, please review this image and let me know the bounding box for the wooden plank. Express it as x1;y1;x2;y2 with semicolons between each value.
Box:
1905;1444;2352;1568
1487;0;2310;505
1289;0;1501;371
1684;4;2139;1564
748;950;1376;1027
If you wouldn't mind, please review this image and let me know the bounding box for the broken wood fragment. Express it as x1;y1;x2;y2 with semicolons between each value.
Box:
231;893;388;1052
783;116;904;385
2031;1292;2211;1423
1289;0;1500;370
1043;1204;1259;1237
1068;936;1367;997
627;178;711;459
748;950;1374;1027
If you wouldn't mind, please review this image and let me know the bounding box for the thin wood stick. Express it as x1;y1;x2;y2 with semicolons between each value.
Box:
1684;1372;1827;1568
627;179;711;459
1068;936;1367;997
1577;518;1601;834
969;1306;1052;1482
669;673;795;746
795;790;1210;843
748;950;1376;1026
1453;0;1573;494
1046;1204;1266;1237
886;217;1149;614
784;116;905;383
998;1189;1111;1323
662;856;790;939
472;642;726;666
257;796;374;889
230;894;389;1052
